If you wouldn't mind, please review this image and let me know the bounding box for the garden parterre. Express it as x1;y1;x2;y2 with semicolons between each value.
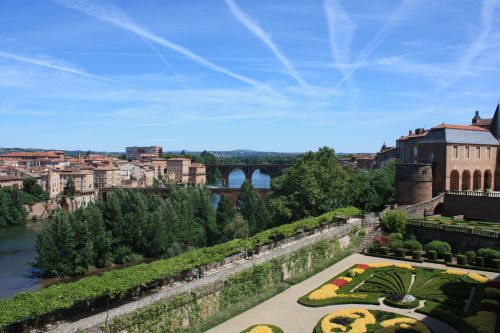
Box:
300;262;499;333
240;324;284;333
314;308;431;333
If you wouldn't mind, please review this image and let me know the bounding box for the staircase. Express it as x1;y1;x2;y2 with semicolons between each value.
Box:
357;220;380;253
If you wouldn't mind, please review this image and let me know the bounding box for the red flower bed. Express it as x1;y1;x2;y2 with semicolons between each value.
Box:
330;278;349;287
356;264;370;270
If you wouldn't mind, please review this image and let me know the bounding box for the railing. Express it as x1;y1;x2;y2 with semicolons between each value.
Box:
407;219;500;238
400;192;445;214
446;190;500;198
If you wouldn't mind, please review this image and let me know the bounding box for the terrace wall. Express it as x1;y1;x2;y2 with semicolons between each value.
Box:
47;219;366;333
443;191;500;222
406;220;500;253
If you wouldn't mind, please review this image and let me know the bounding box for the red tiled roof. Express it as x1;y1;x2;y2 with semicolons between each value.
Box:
0;151;64;158
0;175;23;181
398;131;429;141
475;118;492;126
433;124;488;131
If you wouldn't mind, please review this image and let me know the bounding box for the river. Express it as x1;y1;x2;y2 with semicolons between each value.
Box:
0;169;270;298
0;223;45;298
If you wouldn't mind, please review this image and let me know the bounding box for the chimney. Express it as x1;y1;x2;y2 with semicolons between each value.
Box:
409;130;413;135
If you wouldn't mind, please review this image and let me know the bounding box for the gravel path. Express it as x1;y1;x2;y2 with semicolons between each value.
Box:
207;253;499;333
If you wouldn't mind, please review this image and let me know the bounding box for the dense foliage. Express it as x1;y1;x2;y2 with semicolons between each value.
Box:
426;241;451;258
267;147;394;225
0;178;50;227
0;208;360;329
379;210;407;234
0;188;28;227
36;186;216;276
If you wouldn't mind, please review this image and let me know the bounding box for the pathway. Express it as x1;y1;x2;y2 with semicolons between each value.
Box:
207;253;499;333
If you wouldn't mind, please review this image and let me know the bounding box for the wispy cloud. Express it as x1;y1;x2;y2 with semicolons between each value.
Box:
0;50;149;89
224;0;308;88
53;0;267;91
323;0;355;78
334;0;421;88
445;0;500;88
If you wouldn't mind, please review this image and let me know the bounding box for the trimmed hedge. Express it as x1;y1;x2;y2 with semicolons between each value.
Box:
427;241;451;258
379;246;389;255
457;255;467;266
241;324;284;333
383;297;419;309
427;250;437;260
476;256;485;267
412;250;421;260
395;248;405;258
492;259;500;270
0;207;361;329
443;252;453;263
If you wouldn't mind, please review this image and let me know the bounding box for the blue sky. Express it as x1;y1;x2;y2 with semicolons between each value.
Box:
1;0;500;153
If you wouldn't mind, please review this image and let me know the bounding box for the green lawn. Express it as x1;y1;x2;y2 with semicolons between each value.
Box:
422;216;500;233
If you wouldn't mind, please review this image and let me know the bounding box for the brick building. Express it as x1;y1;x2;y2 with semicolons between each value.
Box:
395;103;500;205
125;146;163;161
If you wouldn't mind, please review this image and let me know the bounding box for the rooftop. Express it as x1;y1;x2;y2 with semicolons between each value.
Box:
432;124;489;131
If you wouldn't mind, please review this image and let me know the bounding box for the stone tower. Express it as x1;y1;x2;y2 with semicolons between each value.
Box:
395;163;433;205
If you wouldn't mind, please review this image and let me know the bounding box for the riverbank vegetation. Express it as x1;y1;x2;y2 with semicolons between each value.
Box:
0;178;49;228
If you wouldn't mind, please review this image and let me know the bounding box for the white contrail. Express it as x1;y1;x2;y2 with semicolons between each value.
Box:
323;0;355;78
53;0;265;90
448;0;500;87
0;50;149;89
224;0;308;88
334;0;421;88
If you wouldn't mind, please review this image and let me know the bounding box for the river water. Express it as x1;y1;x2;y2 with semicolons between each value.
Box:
0;223;45;298
0;169;271;298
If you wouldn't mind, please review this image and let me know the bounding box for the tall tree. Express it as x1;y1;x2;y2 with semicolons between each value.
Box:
237;181;270;234
267;147;351;225
63;178;75;197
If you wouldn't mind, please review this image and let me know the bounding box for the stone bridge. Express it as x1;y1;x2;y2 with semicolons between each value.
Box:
208;186;270;207
205;164;291;187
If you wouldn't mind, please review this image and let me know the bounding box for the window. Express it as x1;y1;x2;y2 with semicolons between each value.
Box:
487;147;491;159
465;146;470;158
453;146;458;158
476;147;480;158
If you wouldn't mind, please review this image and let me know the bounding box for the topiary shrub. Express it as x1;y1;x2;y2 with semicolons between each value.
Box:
396;248;405;258
403;239;423;253
380;210;407;234
379;246;389;255
457;254;467;266
390;233;403;241
476;256;484;267
427;240;451;258
412;250;421;260
492;259;500;270
390;239;404;251
477;248;500;267
443;252;453;263
465;250;476;265
427;250;437;260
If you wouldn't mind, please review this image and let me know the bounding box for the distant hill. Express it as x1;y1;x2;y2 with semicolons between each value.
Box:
0;148;122;157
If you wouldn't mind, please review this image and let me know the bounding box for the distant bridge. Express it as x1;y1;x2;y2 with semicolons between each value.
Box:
205;164;291;187
208;186;270;207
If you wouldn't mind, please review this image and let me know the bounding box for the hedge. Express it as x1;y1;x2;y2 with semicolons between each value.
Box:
412;250;421;260
383;297;419;309
395;248;405;258
379;246;389;255
0;207;361;329
443;252;453;263
427;250;437;261
457;255;467;266
476;256;485;267
426;241;451;258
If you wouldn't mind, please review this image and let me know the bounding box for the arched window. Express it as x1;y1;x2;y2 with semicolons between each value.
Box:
484;170;492;191
473;170;482;191
450;170;460;191
462;170;471;191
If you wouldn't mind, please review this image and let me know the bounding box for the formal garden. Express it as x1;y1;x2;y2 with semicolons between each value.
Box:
314;308;431;333
298;262;499;333
419;216;500;233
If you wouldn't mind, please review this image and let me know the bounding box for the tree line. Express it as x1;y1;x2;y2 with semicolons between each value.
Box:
35;147;395;277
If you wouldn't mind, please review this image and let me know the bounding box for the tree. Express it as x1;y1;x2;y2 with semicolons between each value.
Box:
267;147;351;225
380;210;407;234
63;178;75;197
224;213;249;240
0;188;27;227
237;181;270;234
211;195;235;243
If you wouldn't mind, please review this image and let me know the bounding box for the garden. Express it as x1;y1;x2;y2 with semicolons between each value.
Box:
314;308;431;333
298;262;499;333
419;216;500;233
240;324;284;333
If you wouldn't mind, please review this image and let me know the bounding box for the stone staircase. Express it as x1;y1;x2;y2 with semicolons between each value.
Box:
357;220;380;253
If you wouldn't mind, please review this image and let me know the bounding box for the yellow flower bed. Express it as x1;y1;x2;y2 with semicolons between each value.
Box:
467;272;489;283
393;263;414;270
465;311;497;333
378;317;431;333
321;308;376;333
368;262;392;268
341;276;353;282
308;284;339;300
248;325;273;333
352;268;365;275
444;269;467;276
